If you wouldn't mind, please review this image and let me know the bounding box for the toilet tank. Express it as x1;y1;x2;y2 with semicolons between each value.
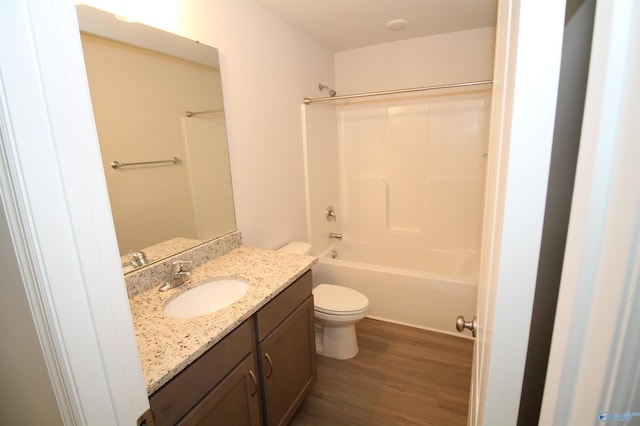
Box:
278;241;311;255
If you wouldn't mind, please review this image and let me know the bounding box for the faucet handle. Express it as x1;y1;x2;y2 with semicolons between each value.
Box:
326;206;336;222
130;250;148;267
171;259;193;273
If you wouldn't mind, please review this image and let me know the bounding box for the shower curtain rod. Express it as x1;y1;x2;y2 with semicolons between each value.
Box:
185;108;224;117
302;79;493;105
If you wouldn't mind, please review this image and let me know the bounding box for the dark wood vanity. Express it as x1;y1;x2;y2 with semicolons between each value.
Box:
149;271;315;425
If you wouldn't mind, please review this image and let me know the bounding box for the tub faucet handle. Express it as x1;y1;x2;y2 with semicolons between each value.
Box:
329;232;343;240
326;206;336;222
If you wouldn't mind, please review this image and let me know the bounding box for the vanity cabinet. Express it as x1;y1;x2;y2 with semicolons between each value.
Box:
148;270;315;426
255;271;316;426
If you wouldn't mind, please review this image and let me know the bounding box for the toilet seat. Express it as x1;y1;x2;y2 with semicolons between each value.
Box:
313;284;369;316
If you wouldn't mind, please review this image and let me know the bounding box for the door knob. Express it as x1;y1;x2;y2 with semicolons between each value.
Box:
456;315;477;337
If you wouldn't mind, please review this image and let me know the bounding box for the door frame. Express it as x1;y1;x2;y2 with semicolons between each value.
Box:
0;0;149;423
471;0;566;424
540;1;640;423
475;0;640;424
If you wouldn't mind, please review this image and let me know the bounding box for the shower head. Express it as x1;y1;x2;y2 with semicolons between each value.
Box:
319;83;337;97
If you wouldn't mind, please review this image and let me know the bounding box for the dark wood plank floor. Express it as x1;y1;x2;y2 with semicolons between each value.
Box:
290;318;474;426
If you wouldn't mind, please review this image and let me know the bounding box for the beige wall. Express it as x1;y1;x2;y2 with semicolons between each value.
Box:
182;115;236;242
82;33;234;254
0;197;63;424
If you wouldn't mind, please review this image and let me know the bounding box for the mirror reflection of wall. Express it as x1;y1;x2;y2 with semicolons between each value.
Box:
78;8;236;272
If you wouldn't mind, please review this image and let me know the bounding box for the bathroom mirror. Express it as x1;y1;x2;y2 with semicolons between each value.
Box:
76;5;236;273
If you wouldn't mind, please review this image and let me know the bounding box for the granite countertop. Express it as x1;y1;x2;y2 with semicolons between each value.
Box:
128;245;317;394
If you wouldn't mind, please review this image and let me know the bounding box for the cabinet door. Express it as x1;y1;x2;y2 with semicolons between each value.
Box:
259;296;316;426
179;354;262;426
150;320;256;425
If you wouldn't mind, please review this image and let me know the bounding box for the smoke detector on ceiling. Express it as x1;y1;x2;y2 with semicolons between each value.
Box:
386;19;409;31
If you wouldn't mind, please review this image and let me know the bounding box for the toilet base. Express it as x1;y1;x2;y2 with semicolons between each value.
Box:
316;323;359;360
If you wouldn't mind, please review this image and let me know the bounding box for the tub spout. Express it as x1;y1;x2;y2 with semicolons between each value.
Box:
329;232;343;240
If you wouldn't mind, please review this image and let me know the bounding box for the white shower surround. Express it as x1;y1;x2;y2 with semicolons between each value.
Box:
338;94;490;255
303;89;490;334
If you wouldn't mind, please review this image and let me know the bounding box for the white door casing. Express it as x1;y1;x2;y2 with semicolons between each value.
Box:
0;0;149;423
470;1;566;424
540;1;640;423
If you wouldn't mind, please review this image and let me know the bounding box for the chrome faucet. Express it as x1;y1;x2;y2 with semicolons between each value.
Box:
159;260;193;292
328;232;343;240
130;250;148;268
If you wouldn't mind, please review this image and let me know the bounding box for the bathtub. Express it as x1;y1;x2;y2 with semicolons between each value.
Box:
311;242;478;336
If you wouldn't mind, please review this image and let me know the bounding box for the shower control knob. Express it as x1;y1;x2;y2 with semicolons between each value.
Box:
326;205;336;222
456;315;477;338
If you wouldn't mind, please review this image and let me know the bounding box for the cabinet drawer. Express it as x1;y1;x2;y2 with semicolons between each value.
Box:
255;271;312;341
150;319;256;426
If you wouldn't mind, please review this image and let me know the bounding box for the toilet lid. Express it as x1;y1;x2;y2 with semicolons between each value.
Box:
313;284;369;315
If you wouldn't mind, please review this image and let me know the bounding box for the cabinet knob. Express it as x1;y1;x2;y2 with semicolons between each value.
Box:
264;353;273;378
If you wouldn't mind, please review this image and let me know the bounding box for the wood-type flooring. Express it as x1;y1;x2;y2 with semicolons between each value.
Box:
290;318;474;426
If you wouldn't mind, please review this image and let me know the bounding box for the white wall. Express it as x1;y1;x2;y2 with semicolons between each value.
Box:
179;1;335;249
335;27;496;93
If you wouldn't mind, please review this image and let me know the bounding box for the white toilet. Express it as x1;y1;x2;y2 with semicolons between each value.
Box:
278;242;369;360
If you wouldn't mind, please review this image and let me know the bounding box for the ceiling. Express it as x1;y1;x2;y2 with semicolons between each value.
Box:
255;0;498;52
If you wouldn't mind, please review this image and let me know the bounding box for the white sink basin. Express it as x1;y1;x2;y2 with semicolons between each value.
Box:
163;278;250;318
